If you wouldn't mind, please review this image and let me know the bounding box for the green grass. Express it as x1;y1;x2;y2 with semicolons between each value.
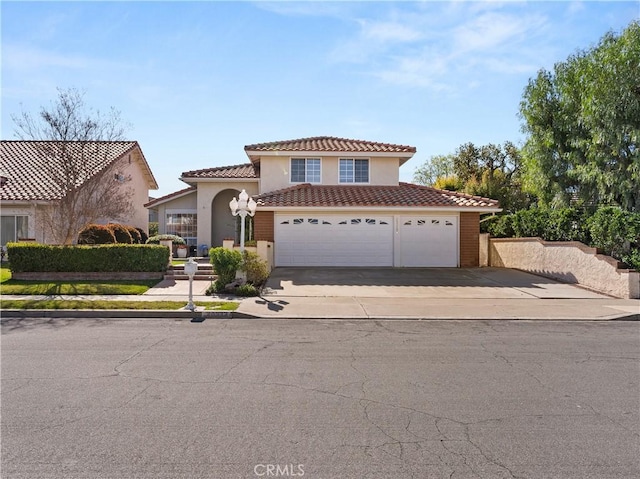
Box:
1;267;10;283
0;279;160;295
0;299;238;311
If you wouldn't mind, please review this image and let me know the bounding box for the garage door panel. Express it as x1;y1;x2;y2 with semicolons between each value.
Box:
275;215;393;267
399;216;458;267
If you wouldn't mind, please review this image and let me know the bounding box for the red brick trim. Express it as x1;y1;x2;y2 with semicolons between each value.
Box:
459;212;480;267
254;211;274;242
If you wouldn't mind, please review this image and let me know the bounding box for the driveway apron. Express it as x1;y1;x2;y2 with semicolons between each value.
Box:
235;267;638;320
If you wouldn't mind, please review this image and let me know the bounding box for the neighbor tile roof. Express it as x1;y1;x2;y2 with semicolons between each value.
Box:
1;141;141;201
255;183;500;209
181;163;258;179
244;136;416;154
145;186;197;208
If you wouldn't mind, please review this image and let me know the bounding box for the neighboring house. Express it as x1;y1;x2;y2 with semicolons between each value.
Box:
0;141;158;245
146;136;501;267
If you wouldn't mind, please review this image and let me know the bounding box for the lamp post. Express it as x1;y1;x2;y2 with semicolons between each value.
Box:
229;189;257;253
183;257;198;312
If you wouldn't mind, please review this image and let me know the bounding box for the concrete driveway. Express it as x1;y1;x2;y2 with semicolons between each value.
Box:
262;267;607;299
236;267;639;320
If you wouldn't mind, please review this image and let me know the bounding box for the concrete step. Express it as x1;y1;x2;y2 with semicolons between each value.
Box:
165;260;216;280
171;264;213;271
168;274;217;281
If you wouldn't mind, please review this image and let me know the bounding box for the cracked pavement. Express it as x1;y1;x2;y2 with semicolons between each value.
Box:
2;318;639;478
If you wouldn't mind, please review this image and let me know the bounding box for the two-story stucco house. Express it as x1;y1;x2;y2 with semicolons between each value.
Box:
0;141;158;245
146;136;501;267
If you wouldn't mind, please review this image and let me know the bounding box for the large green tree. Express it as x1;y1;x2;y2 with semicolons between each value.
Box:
520;21;640;211
414;141;529;213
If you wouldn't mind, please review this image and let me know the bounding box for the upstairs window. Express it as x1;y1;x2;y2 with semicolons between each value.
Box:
340;158;369;183
291;158;321;183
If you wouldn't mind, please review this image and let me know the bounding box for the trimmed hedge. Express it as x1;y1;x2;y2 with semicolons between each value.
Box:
6;243;169;273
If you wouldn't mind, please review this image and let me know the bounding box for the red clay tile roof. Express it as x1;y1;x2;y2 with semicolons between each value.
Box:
255;183;500;209
244;136;416;154
181;163;258;179
145;186;197;208
1;140;151;202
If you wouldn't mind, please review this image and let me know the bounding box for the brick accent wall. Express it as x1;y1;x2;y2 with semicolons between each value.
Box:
459;212;480;267
254;211;274;242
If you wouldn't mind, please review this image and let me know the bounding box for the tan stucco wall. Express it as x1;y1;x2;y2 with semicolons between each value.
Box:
122;152;155;232
195;181;259;248
488;237;640;299
258;155;400;193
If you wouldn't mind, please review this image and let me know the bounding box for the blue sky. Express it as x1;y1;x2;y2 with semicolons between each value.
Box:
2;1;639;197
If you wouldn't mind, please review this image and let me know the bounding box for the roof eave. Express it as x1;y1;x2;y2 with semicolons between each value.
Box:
255;205;502;213
129;143;159;190
144;188;197;208
179;176;259;183
245;150;415;162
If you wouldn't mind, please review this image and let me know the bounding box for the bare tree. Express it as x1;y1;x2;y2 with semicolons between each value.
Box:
12;88;135;244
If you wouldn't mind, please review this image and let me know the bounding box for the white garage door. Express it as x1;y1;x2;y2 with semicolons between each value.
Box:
275;215;393;267
399;216;458;267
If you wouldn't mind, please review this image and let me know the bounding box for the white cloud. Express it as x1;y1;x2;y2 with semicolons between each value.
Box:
3;44;125;72
452;12;538;53
330;3;550;91
358;19;424;43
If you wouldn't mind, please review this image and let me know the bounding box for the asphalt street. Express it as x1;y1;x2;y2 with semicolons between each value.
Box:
1;317;639;479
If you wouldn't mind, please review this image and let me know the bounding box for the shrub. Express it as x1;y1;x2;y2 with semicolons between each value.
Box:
126;226;142;244
108;223;133;244
148;222;159;237
135;227;148;244
483;208;587;242
209;247;243;286
242;250;270;286
77;224;116;244
146;234;186;245
482;214;513;237
587;207;640;261
6;243;169;273
622;249;640;271
235;284;259;297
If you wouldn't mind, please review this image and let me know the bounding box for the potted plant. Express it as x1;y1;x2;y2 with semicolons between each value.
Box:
176;244;188;258
146;234;187;261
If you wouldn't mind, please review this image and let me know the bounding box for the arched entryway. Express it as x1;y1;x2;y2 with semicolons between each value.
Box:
211;189;239;247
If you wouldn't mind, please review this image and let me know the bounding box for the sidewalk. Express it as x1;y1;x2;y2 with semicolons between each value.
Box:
2;277;638;321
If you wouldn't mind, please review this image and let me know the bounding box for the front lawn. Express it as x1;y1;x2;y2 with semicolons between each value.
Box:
0;299;238;311
1;266;11;283
0;278;160;296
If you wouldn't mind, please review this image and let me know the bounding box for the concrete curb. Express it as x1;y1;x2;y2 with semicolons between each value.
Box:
0;309;637;321
0;309;243;320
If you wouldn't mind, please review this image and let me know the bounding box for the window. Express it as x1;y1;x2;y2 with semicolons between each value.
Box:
166;213;197;245
1;216;29;246
339;159;369;183
291;158;321;183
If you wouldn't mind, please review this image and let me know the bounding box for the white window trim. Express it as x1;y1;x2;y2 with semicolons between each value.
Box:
290;157;322;184
339;158;370;184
